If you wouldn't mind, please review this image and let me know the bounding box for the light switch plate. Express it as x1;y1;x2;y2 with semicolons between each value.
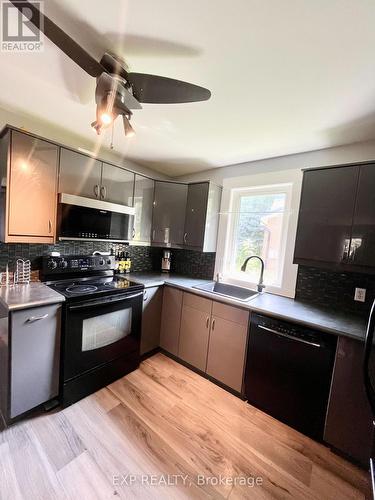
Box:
354;288;366;302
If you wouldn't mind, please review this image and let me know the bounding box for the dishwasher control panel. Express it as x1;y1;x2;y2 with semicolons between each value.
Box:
252;313;337;349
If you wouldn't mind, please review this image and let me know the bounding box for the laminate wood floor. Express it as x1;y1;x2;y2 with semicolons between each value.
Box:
0;353;371;499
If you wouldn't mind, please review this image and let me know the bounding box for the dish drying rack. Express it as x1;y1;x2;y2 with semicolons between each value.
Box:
14;259;31;285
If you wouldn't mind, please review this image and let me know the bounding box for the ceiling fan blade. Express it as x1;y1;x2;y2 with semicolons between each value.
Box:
9;0;104;77
127;73;211;104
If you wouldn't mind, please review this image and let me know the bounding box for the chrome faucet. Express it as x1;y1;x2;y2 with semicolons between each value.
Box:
241;255;266;293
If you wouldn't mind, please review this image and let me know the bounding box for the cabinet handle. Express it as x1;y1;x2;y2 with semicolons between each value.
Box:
183;232;188;244
94;184;99;198
143;290;148;302
48;220;52;234
206;316;210;328
27;313;49;323
100;186;107;199
152;229;155;241
212;318;215;330
132;227;136;239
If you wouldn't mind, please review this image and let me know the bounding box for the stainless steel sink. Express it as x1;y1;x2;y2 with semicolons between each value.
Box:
193;281;259;302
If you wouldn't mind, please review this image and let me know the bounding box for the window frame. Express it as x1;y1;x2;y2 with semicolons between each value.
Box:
220;182;294;295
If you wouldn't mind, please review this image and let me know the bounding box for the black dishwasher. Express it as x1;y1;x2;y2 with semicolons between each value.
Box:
245;313;337;440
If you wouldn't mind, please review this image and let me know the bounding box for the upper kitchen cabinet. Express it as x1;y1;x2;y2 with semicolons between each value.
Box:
350;164;375;267
133;174;154;244
0;130;58;243
294;166;359;268
58;148;102;199
100;163;134;206
184;182;222;252
152;181;188;246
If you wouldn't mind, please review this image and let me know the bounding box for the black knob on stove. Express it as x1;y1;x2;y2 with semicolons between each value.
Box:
58;260;68;269
47;259;57;270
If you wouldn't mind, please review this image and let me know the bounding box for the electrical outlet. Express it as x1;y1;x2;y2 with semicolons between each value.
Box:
354;288;366;302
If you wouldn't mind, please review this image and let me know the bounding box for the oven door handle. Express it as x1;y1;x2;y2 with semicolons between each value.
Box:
67;291;144;311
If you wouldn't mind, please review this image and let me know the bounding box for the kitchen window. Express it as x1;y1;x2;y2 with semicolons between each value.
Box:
221;183;293;294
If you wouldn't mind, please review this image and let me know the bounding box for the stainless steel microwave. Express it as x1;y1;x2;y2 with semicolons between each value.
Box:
57;193;135;242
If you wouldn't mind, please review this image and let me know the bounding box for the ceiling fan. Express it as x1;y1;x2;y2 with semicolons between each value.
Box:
9;1;211;137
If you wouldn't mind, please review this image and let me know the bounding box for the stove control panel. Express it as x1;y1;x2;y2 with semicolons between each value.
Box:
42;255;115;274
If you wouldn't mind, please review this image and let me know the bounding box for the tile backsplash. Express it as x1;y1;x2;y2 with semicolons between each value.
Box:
296;266;375;317
0;242;215;280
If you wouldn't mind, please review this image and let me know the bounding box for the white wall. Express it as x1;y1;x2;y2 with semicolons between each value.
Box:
177;139;375;185
0;106;169;180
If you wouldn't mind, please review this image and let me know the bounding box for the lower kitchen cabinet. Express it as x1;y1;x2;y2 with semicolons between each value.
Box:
206;302;249;392
160;287;183;356
324;336;374;466
178;293;212;371
140;286;163;356
0;303;61;422
159;287;250;392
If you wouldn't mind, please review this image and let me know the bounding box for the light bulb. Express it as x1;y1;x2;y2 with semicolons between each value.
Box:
100;112;112;125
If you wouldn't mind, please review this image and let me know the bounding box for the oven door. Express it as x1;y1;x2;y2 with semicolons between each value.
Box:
63;291;143;381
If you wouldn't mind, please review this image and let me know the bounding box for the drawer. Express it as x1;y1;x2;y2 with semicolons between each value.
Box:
212;301;249;326
183;292;212;314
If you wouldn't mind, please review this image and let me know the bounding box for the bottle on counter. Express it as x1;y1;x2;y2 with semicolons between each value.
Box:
124;251;131;274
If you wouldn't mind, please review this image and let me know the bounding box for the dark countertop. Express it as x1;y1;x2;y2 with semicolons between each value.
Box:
128;272;367;342
0;282;65;311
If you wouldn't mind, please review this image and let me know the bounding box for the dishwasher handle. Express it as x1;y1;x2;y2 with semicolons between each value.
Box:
258;324;321;348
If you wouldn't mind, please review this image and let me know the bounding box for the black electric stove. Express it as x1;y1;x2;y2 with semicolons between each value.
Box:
42;255;144;407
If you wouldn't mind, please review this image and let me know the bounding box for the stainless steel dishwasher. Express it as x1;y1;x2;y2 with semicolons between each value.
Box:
245;313;337;440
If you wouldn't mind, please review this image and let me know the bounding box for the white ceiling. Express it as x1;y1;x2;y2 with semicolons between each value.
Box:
1;0;375;177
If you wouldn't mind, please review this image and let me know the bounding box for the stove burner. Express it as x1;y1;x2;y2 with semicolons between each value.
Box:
66;284;98;294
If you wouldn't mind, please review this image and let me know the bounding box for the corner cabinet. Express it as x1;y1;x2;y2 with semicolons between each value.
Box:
184;182;222;252
294;162;375;273
0;130;58;243
151;181;222;251
152;181;188;246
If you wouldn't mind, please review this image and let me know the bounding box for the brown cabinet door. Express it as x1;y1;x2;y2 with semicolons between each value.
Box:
206;310;248;392
324;336;374;466
350;164;375;267
178;293;212;371
160;287;183;355
294;166;359;265
8;131;58;240
140;287;163;355
178;301;212;371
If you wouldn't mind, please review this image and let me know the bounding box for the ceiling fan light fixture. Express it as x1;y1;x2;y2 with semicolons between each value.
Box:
99;112;112;125
91;120;102;135
123;114;135;138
